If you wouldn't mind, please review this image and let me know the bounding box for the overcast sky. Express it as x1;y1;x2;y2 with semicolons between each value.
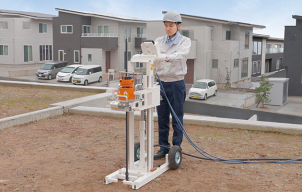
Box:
1;0;301;38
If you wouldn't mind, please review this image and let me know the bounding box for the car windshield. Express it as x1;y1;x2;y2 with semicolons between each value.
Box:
193;82;207;89
60;67;75;73
75;69;88;75
40;64;53;70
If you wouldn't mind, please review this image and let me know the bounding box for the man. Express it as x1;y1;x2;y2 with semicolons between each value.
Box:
154;11;191;159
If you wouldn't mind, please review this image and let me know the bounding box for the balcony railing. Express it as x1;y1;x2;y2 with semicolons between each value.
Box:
266;48;284;54
82;33;118;37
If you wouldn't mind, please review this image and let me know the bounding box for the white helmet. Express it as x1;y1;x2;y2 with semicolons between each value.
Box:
163;11;182;23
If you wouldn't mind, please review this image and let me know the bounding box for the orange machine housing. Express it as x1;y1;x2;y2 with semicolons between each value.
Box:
118;74;135;101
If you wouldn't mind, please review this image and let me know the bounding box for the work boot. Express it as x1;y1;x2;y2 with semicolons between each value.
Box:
154;150;168;160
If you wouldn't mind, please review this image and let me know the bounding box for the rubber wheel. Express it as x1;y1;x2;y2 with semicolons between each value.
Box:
69;77;72;82
134;142;140;161
214;90;217;96
48;74;52;80
84;80;88;86
204;94;207;100
168;145;182;170
98;76;102;82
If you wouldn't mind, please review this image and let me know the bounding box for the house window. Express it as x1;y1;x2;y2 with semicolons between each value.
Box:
234;59;239;68
0;45;8;55
23;22;30;29
124;51;131;61
24;45;33;62
39;23;47;33
182;30;189;38
39;45;52;61
58;50;64;61
241;58;248;78
61;25;73;33
88;54;92;62
136;63;144;68
266;44;271;48
74;50;80;63
212;59;218;68
98;26;102;34
137;27;143;37
253;61;257;74
0;21;8;29
226;31;231;40
253;41;262;55
104;26;109;36
83;25;91;34
275;44;282;48
257;61;261;73
245;32;249;49
124;26;131;42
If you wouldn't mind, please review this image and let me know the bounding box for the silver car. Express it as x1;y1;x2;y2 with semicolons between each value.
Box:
36;61;68;80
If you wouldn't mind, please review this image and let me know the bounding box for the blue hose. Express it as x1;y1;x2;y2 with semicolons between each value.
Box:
156;73;302;164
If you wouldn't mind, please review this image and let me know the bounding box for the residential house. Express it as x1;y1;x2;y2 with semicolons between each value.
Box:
53;8;147;73
0;9;55;65
147;12;265;85
252;34;284;77
284;15;302;96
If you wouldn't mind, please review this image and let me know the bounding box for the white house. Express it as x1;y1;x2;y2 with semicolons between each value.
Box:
0;9;55;65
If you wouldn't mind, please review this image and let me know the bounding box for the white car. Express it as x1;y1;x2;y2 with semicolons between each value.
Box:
189;79;217;100
56;64;82;82
72;65;102;86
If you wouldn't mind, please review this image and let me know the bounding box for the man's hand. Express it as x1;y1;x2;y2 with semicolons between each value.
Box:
155;54;169;62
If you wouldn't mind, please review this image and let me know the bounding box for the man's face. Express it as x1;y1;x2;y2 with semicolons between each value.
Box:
164;21;179;37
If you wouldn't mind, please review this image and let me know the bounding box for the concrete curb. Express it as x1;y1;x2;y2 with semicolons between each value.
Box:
0;106;64;130
69;106;302;135
0;80;112;93
49;93;112;112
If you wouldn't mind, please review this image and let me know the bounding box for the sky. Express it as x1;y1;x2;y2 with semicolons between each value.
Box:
1;0;302;38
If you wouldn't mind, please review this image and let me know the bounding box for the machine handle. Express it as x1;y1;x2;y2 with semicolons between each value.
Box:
117;95;128;101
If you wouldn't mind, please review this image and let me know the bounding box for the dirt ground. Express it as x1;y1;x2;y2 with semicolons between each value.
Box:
0;85;94;118
1;113;302;192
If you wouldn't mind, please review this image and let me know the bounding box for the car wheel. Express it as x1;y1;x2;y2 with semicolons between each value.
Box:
214;90;217;96
84;80;88;86
48;74;52;80
69;77;72;82
98;76;102;82
204;94;207;100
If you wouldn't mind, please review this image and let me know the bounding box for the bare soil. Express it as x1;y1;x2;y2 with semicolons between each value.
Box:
0;86;94;118
1;113;302;192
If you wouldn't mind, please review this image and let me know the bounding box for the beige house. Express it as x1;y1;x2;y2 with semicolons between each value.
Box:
147;12;265;85
0;9;55;65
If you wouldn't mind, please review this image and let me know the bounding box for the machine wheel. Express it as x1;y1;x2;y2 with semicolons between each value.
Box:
168;145;182;170
134;142;140;161
98;76;102;82
204;94;207;100
48;74;52;80
84;80;88;86
214;90;217;96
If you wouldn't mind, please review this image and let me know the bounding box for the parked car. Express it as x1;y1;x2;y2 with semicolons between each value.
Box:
36;61;68;80
72;65;102;86
189;79;217;100
56;64;82;82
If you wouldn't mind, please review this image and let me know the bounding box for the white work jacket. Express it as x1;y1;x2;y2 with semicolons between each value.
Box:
154;34;191;82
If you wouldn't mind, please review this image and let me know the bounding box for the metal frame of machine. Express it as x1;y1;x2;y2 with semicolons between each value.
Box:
104;41;173;189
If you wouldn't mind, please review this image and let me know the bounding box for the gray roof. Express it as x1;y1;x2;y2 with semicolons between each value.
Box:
253;33;284;41
293;15;302;20
0;9;56;20
55;8;147;23
162;11;265;29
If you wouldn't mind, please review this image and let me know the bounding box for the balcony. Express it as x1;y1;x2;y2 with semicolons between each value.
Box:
82;33;118;37
266;48;283;54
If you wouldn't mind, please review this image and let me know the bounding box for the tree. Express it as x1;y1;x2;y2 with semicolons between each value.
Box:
224;67;231;89
255;75;273;108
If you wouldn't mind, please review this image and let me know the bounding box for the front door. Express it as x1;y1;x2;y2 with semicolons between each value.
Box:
58;50;64;61
106;51;110;73
184;59;194;84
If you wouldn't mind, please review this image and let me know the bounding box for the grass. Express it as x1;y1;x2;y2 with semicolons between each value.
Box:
0;85;95;118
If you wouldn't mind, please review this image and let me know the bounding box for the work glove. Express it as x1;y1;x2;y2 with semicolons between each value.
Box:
155;54;169;62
